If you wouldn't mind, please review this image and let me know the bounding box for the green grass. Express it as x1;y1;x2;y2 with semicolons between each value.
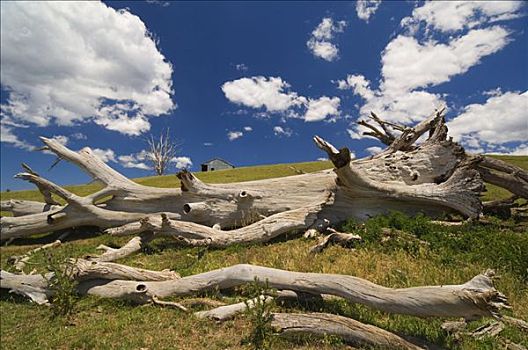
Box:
482;155;528;201
1;158;527;349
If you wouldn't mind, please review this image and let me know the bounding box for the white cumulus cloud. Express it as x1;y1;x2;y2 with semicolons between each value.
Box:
91;148;117;163
0;125;33;150
448;91;528;145
221;76;304;112
304;97;340;122
171;156;192;169
381;27;511;93
117;150;151;170
50;135;69;146
273;126;293;137
222;76;340;123
356;0;382;23
307;41;339;62
227;131;244;141
307;17;346;61
401;1;524;33
336;74;375;100
0;1;174;136
71;133;87;140
342;25;513;135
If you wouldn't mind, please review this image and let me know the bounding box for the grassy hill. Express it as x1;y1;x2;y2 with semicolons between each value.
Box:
2;155;525;204
1;157;527;349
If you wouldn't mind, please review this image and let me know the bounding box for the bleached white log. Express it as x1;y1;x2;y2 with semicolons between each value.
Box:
103;199;329;252
1;264;509;319
271;312;424;350
91;232;156;263
194;290;322;321
0;270;53;305
1;199;60;217
195;295;274;321
477;164;528;199
73;259;180;281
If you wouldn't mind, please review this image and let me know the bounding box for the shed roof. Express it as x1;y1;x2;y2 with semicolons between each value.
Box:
201;158;235;167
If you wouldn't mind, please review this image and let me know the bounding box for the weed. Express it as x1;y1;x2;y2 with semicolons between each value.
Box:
342;211;528;281
242;277;276;350
321;333;345;346
42;250;79;319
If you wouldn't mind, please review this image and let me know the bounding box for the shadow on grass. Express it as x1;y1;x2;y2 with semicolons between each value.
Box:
0;287;36;305
2;226;102;247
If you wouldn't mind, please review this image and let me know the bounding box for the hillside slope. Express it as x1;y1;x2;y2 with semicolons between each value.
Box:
2;155;526;203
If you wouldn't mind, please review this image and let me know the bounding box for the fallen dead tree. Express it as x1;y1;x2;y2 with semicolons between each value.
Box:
0;261;514;348
0;262;509;319
2;108;527;245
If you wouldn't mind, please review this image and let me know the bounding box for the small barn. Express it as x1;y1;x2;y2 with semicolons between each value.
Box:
201;158;235;172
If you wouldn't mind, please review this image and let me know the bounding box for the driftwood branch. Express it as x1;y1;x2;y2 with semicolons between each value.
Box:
477;164;528;199
271;312;425;350
309;228;362;254
73;259;180;281
90;232;156;262
194;290;309;321
195;295;274;321
1;263;509;319
19;163;61;206
103;198;330;253
8;238;63;272
1;199;61;217
358;107;446;155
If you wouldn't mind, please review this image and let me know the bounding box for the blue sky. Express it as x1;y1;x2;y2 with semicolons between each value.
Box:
1;1;527;190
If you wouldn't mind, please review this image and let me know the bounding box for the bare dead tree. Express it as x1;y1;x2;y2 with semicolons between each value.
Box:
146;128;180;176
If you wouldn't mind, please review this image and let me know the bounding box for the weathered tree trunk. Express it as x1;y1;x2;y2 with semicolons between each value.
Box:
2;109;526;242
271;312;426;349
1;262;512;347
0;263;508;320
